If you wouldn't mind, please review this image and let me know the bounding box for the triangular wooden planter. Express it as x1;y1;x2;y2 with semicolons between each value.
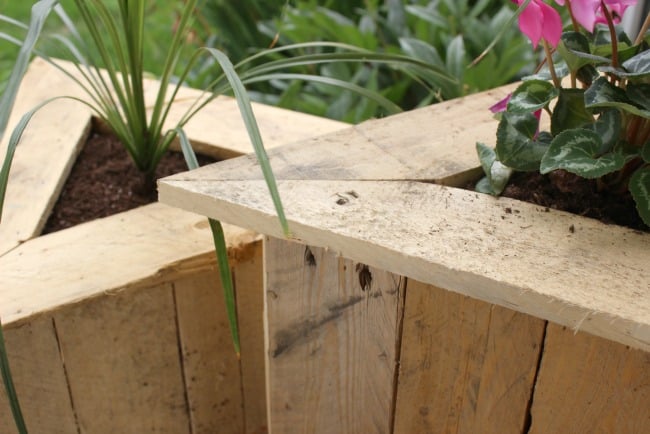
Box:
160;84;650;433
0;59;347;433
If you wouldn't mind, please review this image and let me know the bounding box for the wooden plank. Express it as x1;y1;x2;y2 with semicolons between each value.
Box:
159;178;650;352
0;58;92;254
394;279;546;434
174;270;244;434
160;83;516;185
0;57;347;255
0;202;255;327
232;239;268;434
529;323;650;433
52;283;190;433
0;316;78;434
264;237;405;434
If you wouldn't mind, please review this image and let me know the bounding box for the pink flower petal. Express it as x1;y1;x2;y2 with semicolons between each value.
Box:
518;0;544;48
489;94;512;113
569;0;600;32
539;1;563;46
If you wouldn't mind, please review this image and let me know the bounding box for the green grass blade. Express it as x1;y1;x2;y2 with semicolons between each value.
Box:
176;128;241;356
203;47;290;236
0;2;59;432
244;72;403;114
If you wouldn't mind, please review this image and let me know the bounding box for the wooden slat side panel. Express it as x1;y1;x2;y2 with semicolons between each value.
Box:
529;323;650;434
159;178;650;352
0;316;78;434
174;270;244;434
264;237;405;434
232;240;268;434
52;284;191;434
394;279;546;434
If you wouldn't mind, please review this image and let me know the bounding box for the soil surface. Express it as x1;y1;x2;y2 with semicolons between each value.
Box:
500;170;648;232
42;130;215;234
44;130;647;234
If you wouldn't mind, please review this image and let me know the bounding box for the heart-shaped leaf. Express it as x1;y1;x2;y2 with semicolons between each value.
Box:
507;80;559;113
585;77;650;118
540;129;626;178
621;49;650;78
626;83;650;111
589;109;621;153
551;88;593;135
496;112;549;171
558;32;606;71
476;142;512;195
629;166;650;226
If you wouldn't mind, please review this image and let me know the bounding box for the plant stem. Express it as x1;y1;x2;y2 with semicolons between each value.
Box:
565;0;581;31
542;39;560;88
601;0;619;69
634;12;650;46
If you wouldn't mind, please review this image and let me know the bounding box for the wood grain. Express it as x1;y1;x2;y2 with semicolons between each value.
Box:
394;279;546;434
174;270;244;434
0;316;78;434
52;283;191;434
529;323;650;433
160;177;650;352
233;239;268;434
264;237;405;434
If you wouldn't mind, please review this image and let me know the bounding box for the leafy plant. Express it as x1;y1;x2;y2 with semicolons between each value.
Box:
197;0;535;122
477;0;650;227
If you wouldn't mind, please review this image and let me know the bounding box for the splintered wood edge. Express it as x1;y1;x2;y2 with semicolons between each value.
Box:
159;178;650;352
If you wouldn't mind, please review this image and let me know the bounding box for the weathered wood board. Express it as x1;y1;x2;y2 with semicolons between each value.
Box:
0;57;346;255
529;323;650;433
264;237;405;434
393;279;546;434
0;58;349;433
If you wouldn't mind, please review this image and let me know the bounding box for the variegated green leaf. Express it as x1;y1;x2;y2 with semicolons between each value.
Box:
589;109;621;153
558;31;602;72
476;142;512;195
585;77;650;118
550;88;593;136
620;49;650;79
540;129;625;178
496;112;549;171
642;141;650;163
523;61;569;82
507;80;559;113
629;166;650;226
626;83;650;111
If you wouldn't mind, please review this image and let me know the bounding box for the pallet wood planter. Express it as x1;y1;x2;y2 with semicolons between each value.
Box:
160;83;650;434
0;58;347;434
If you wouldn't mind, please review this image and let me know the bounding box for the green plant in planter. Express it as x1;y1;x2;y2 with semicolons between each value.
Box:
477;0;650;227
1;0;452;356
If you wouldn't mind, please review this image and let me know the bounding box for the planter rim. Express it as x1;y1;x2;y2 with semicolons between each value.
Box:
160;85;650;352
0;58;346;326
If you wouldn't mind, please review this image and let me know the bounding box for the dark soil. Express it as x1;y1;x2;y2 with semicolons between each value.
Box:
42;129;215;234
44;129;648;234
500;170;648;231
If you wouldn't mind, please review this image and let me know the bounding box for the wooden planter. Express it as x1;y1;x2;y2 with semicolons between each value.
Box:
160;83;650;434
0;59;347;434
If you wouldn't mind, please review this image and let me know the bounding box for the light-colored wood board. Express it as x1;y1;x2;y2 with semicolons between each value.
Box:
0;57;346;255
233;239;268;434
0;202;257;326
52;283;190;433
264;237;405;434
174;269;244;434
529;323;650;433
162;83;516;185
394;279;545;434
146;81;348;160
0;316;78;434
160;179;650;352
0;59;92;254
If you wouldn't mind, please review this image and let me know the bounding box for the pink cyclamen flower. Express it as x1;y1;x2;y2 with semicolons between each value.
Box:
556;0;637;32
512;0;563;48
